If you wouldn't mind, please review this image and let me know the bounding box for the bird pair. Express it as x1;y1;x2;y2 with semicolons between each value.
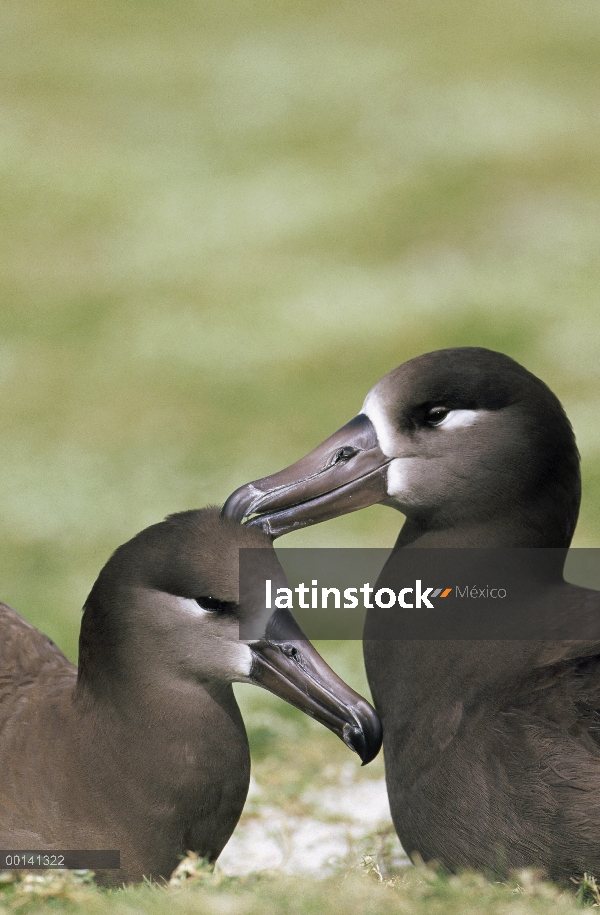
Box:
4;346;599;886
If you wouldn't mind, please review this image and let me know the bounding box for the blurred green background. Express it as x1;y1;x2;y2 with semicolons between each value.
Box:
1;0;600;822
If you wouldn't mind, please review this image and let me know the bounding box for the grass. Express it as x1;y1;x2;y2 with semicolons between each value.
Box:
3;0;600;655
0;860;593;915
1;0;600;909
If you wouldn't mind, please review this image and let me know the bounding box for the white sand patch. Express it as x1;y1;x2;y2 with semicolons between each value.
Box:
217;774;408;877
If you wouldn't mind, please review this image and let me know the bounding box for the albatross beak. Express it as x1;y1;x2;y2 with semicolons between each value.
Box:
248;608;382;765
222;414;390;538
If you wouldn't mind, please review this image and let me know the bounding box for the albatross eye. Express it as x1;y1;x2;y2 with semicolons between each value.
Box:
195;596;237;614
425;406;450;427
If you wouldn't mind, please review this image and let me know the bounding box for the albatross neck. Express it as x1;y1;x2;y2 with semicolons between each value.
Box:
395;506;574;550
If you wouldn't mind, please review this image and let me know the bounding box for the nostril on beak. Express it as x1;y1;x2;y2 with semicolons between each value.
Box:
281;644;301;661
332;446;358;465
279;643;307;670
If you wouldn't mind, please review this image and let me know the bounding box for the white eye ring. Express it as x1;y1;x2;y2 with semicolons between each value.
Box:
429;409;479;430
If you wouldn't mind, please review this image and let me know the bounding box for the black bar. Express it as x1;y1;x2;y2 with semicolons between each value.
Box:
0;850;120;869
240;547;600;640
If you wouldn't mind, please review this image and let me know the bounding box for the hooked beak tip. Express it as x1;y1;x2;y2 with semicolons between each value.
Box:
342;722;365;758
342;711;383;765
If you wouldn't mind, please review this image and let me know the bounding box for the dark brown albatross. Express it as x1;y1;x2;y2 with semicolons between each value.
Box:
0;508;381;886
223;346;600;881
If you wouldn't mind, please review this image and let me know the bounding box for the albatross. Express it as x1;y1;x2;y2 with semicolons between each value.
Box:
0;507;381;885
223;346;600;881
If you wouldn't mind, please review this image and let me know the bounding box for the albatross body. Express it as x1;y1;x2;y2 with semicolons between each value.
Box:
223;347;600;881
0;508;381;885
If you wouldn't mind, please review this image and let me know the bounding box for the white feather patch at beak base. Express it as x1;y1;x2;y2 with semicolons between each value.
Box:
361;391;398;458
386;458;416;501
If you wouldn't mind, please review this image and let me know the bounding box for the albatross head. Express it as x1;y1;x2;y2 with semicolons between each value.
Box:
222;348;580;548
77;507;382;764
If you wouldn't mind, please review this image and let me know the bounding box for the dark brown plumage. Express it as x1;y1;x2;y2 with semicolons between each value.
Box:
0;508;381;886
223;347;600;881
